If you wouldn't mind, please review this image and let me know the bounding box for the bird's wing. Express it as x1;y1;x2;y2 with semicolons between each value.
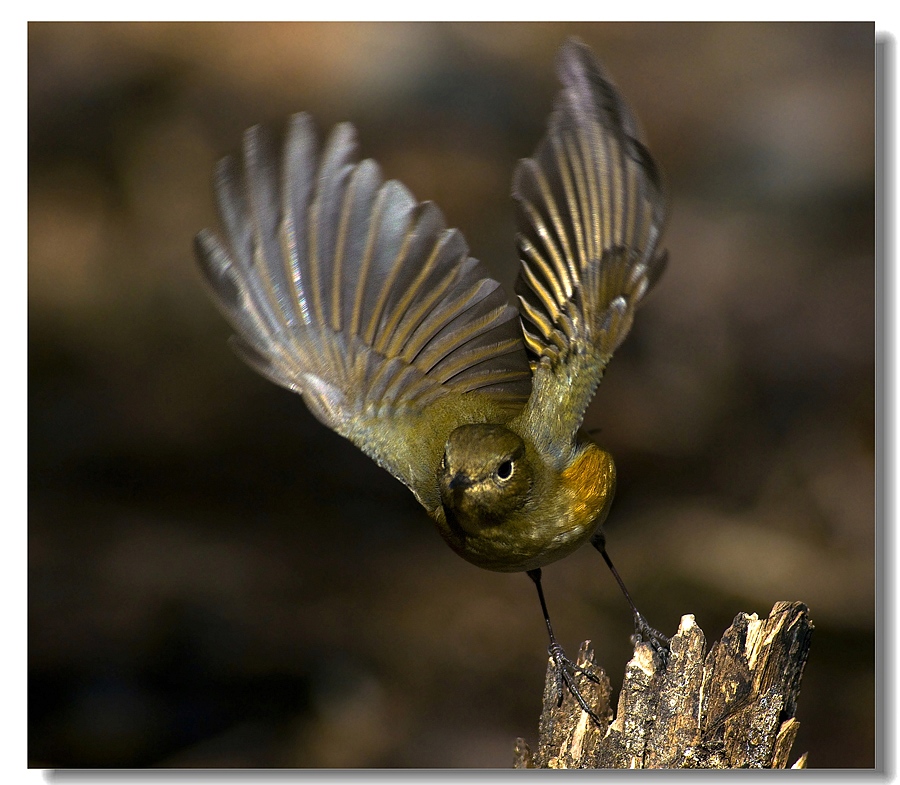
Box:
511;38;668;465
196;115;532;513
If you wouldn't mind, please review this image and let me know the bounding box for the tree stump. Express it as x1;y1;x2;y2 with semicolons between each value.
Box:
513;601;813;769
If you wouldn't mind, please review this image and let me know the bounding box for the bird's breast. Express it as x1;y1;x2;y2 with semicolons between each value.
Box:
430;441;616;573
558;442;616;533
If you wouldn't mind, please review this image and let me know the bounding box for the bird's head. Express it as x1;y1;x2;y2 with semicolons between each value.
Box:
438;423;534;533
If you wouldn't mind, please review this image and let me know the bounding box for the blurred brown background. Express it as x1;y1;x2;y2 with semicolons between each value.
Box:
28;22;875;768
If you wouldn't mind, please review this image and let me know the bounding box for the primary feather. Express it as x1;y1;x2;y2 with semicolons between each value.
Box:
512;38;668;462
195;114;532;511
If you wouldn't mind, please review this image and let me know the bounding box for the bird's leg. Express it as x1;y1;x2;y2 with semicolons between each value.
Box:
590;529;670;661
526;568;603;725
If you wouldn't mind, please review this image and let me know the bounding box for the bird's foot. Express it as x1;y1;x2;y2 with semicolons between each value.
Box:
548;641;603;726
631;612;671;665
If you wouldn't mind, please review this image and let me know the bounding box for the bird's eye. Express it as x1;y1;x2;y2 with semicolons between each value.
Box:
496;460;514;481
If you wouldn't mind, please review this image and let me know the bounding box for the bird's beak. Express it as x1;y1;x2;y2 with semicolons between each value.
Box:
448;473;472;491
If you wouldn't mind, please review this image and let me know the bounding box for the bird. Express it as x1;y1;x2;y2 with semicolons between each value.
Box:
195;36;669;723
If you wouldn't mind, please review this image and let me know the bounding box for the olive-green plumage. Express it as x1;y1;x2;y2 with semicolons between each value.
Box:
195;38;667;577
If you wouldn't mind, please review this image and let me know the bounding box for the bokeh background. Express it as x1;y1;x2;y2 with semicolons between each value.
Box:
29;22;875;768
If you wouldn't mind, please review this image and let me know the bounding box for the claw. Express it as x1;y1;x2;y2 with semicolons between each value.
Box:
591;536;672;666
632;612;671;665
528;568;605;727
548;641;603;726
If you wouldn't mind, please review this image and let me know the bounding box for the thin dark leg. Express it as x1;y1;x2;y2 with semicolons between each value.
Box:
526;568;603;725
590;530;670;658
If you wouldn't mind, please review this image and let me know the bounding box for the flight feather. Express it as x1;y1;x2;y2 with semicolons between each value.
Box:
512;38;668;461
195;114;532;510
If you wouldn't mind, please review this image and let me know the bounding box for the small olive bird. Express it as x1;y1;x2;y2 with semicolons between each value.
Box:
195;37;668;721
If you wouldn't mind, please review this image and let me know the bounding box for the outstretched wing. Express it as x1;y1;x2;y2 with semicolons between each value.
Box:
195;114;532;513
512;38;668;463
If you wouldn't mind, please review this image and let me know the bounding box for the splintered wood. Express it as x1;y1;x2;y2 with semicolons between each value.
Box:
514;601;813;769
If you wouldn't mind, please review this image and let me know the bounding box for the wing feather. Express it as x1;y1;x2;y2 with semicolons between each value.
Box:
196;114;532;512
512;38;668;462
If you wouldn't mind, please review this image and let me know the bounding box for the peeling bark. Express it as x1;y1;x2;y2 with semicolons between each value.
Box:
514;601;813;769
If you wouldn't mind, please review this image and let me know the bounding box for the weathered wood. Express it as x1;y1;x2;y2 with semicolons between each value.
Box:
514;601;813;769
